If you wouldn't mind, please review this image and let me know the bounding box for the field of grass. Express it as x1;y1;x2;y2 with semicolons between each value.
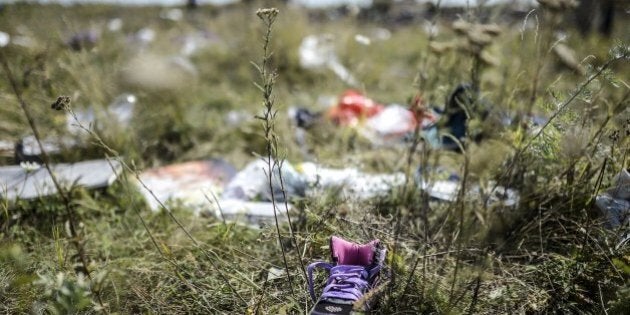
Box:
0;1;629;314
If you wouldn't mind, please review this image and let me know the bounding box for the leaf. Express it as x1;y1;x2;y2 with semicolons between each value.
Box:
250;61;262;73
252;82;265;93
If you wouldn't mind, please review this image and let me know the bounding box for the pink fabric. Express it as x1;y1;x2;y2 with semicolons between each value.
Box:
330;236;379;266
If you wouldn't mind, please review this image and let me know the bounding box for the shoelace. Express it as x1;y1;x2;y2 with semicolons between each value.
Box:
307;262;378;303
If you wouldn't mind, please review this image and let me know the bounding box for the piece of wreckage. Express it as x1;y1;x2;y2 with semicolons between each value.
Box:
136;157;519;227
289;84;498;150
0;159;123;201
137;159;298;227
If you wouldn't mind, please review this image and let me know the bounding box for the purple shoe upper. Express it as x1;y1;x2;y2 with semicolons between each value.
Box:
307;236;383;305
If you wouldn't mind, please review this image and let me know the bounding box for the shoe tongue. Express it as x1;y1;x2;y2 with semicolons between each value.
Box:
331;236;378;266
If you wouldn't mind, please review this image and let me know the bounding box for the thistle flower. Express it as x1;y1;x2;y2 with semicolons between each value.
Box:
452;20;471;36
478;24;502;37
429;41;457;54
467;29;493;47
452;20;502;52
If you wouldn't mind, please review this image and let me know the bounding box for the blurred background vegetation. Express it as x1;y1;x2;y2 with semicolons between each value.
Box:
0;0;629;313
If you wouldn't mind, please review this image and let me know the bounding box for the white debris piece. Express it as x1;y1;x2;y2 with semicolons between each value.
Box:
299;34;358;86
137;160;236;214
0;31;10;47
0;159;123;201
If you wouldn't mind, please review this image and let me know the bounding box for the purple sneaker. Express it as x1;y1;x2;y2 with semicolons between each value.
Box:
307;236;386;315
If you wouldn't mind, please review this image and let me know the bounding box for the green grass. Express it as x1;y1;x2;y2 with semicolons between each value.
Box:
1;1;629;314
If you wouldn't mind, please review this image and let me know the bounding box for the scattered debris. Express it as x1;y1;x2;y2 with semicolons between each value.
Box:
211;199;290;227
134;27;156;46
137;159;293;226
66;30;99;51
326;90;384;126
15;135;77;160
424;84;489;150
108;94;137;126
134;154;520;224
266;267;287;281
299;34;358;86
291;84;500;150
354;34;371;45
288;107;321;129
107;18;123;32
224;110;253;127
0;31;9;47
67;94;137;135
223;158;406;202
299;162;405;199
176;30;220;56
416;167;519;206
223;159;306;202
323;90;438;146
371;27;391;41
0;159;122;201
136;157;405;223
361;104;423;145
160;8;184;21
137;159;236;213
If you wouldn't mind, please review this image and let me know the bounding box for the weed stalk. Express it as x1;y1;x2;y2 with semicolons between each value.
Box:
0;50;106;310
253;7;295;296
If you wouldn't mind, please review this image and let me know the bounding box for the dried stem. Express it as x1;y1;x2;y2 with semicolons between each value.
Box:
254;7;295;297
0;50;106;310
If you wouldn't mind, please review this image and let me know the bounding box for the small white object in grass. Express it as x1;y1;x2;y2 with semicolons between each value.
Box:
354;34;371;46
136;28;155;44
299;34;335;69
423;21;439;37
224;110;251;127
160;8;183;21
20;135;69;156
267;267;286;281
107;18;123;32
372;27;391;41
0;31;9;47
125;94;137;104
109;93;137;126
